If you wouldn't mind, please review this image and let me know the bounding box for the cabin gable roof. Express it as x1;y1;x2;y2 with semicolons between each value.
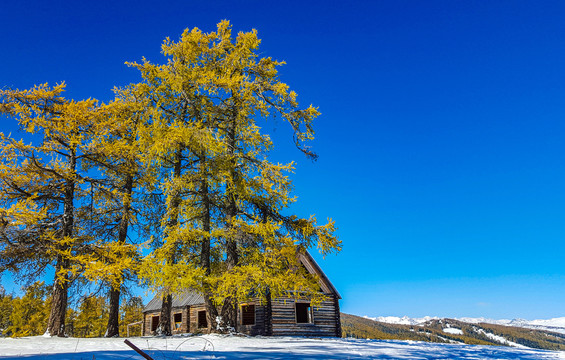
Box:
298;251;341;299
143;250;340;313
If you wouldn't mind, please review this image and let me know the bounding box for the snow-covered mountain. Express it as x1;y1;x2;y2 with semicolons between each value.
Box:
343;313;565;351
363;316;439;325
363;315;565;334
364;315;439;326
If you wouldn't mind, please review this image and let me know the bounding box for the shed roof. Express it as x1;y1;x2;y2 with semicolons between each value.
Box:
143;290;204;313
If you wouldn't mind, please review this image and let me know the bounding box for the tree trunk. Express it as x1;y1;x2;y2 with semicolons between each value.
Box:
46;257;69;336
106;174;134;338
106;287;121;337
159;293;172;336
199;152;219;333
264;288;272;336
46;149;76;337
219;297;237;332
203;293;219;332
220;106;239;331
158;148;182;336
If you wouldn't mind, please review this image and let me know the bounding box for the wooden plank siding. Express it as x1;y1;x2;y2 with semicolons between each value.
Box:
143;307;190;336
189;304;210;333
171;307;190;334
143;311;155;335
271;295;339;337
143;293;340;337
238;299;267;336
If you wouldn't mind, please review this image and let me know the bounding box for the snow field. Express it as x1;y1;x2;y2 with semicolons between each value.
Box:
0;335;564;360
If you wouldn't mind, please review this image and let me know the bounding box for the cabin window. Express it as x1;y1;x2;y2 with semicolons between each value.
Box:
174;313;182;329
198;310;207;328
151;315;160;332
295;302;313;323
241;304;255;325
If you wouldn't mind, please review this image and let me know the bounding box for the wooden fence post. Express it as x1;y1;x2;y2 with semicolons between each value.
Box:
124;339;154;360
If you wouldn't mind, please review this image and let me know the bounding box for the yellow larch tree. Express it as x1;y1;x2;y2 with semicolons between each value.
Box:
0;84;99;336
71;85;154;337
132;20;340;333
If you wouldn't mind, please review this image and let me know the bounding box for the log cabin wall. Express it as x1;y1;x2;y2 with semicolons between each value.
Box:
238;300;267;336
143;311;159;336
143;307;190;335
144;293;341;337
271;295;339;337
189;304;210;333
333;294;342;337
171;306;190;334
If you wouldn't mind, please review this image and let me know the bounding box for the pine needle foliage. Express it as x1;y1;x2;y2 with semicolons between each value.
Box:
0;20;340;337
129;20;340;333
6;281;50;337
0;84;102;336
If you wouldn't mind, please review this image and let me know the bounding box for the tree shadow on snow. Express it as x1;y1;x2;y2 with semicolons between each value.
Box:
0;341;559;360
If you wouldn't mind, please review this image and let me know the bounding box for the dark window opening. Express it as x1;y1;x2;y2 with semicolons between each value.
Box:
241;305;255;325
151;315;160;332
198;310;207;328
174;313;182;329
296;303;312;323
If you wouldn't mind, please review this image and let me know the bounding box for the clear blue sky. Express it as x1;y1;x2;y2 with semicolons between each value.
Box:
2;0;565;320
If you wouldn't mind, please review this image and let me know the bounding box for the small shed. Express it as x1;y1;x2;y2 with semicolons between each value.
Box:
142;251;342;337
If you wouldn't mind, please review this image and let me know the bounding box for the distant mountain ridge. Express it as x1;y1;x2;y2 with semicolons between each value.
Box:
363;315;565;334
341;313;565;351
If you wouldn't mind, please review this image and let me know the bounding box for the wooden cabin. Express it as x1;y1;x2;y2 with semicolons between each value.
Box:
142;251;342;337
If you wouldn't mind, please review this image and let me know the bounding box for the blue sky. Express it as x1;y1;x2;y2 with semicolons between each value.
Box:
2;0;565;320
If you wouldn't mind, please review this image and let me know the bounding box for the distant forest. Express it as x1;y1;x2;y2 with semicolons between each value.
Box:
0;282;142;337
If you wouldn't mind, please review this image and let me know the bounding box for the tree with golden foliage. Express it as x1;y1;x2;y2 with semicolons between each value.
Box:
73;86;154;337
132;20;340;334
0;83;100;336
0;20;340;338
7;281;50;337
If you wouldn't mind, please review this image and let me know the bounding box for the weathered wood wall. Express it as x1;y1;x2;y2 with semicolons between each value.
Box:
189;304;209;333
333;294;342;337
238;300;267;336
172;307;190;334
143;311;159;336
142;307;190;336
143;293;341;337
271;295;340;337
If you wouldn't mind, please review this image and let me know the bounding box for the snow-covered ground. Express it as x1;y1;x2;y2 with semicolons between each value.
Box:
366;315;565;334
0;335;564;360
